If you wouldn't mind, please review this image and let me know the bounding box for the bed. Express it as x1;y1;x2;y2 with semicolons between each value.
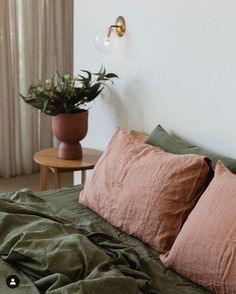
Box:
0;186;210;294
1;126;235;294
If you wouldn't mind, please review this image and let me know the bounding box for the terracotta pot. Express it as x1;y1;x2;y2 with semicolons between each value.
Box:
52;111;88;159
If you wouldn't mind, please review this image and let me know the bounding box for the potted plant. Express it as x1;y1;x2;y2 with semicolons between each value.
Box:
21;67;118;159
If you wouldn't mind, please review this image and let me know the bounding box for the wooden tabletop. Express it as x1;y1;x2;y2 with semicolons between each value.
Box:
34;147;103;170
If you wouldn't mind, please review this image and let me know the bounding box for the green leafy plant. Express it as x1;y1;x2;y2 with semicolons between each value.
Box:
21;67;118;115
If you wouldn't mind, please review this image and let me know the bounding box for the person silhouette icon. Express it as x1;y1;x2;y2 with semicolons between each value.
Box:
10;278;16;286
6;275;20;288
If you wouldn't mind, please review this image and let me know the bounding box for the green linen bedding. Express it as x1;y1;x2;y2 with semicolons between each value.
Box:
0;186;211;294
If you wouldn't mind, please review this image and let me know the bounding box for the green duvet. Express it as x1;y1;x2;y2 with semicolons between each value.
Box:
0;186;211;294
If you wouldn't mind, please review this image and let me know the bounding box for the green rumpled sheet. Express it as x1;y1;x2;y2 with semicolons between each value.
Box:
0;186;211;294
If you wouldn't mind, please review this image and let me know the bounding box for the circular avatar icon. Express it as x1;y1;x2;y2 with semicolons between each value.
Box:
6;275;20;288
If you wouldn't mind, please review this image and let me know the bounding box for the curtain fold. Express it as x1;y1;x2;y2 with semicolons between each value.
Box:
0;0;73;177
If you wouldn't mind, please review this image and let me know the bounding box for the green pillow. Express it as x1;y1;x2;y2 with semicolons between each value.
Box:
145;125;236;173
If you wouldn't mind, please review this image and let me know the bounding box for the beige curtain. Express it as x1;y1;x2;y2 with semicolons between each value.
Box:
0;0;73;177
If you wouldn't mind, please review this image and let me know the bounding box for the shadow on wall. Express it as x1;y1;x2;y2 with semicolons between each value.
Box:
101;79;147;131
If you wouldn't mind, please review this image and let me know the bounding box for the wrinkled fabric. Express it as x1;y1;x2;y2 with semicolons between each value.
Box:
161;161;236;294
0;191;152;294
80;128;210;252
0;187;211;294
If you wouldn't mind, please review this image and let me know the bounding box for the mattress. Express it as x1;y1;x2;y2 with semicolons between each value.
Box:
0;186;211;293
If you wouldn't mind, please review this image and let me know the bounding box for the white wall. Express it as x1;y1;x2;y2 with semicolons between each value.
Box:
74;0;236;183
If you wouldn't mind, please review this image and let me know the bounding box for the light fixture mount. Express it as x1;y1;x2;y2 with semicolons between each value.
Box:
114;16;126;37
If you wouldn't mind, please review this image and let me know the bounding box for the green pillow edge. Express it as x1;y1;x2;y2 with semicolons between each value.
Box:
145;125;236;173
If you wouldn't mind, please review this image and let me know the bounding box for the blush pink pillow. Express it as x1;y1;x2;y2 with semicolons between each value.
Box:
79;128;210;253
160;161;236;294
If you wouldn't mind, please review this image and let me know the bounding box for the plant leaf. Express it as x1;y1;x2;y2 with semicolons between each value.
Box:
105;73;119;79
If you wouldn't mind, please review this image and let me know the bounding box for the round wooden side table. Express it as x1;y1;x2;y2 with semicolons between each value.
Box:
34;147;102;191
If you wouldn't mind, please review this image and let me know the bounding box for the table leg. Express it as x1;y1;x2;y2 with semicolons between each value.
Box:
81;170;86;184
53;169;61;189
40;165;48;191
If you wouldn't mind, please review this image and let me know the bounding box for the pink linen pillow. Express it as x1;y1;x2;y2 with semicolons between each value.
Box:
79;128;210;253
160;161;236;294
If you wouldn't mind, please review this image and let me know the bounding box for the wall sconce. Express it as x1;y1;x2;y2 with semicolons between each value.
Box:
94;16;126;53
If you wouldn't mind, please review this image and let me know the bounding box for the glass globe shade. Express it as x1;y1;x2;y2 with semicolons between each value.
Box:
94;27;120;53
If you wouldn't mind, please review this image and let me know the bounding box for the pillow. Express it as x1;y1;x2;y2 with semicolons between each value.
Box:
160;161;236;294
79;128;211;253
145;124;236;173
